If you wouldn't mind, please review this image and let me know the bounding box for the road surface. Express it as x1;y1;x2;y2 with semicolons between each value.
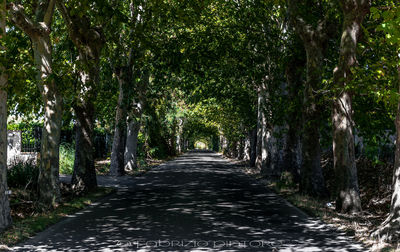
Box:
14;151;365;251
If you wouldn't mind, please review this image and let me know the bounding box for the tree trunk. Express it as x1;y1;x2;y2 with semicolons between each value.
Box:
229;141;234;157
8;1;63;208
265;125;285;180
211;134;219;152
70;54;100;190
287;0;328;197
332;0;368;213
238;139;244;160
184;139;189;152
0;0;12;228
56;1;105;190
282;122;301;183
71;99;97;190
109;72;129;176
255;89;264;171
372;66;400;242
70;49;102;191
249;128;257;167
282;38;304;184
332;92;360;212
261;109;269;172
244;134;251;161
123;69;148;171
0;75;11;231
124;117;141;171
176;119;183;154
299;43;327;197
33;37;63;207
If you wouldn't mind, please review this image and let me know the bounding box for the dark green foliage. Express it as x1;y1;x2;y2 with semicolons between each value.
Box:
8;122;42;149
144;107;175;159
7;163;39;192
59;143;75;175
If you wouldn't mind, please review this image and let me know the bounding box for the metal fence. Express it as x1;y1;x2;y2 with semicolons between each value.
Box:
19;126;112;158
21;127;42;153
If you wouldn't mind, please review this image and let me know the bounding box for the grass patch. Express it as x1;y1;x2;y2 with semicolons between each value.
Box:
94;156;173;176
127;158;167;176
267;177;331;218
59;143;75;175
1;187;115;247
95;158;110;175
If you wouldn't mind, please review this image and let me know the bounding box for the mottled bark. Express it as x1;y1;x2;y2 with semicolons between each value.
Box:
372;66;400;242
176;119;183;154
0;0;12;229
109;70;129;176
244;134;251;161
71;69;99;190
110;0;150;173
300;43;327;197
265;125;285;180
70;55;100;190
34;37;63;207
261;108;269;171
9;0;63;207
287;0;328;197
255;89;264;171
0;81;10;231
56;1;104;190
169;119;177;156
282;43;305;183
123;70;148;172
124;117;140;171
282;123;301;183
72;100;97;190
332;0;368;213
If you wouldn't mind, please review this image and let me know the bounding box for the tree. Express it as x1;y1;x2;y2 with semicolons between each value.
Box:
8;0;63;208
282;33;305;184
109;64;130;176
108;1;134;176
332;0;369;213
56;0;107;190
0;0;12;230
370;2;400;242
109;0;150;176
286;0;329;197
124;70;149;171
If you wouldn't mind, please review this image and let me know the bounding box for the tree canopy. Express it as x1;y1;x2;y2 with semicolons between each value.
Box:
3;0;400;246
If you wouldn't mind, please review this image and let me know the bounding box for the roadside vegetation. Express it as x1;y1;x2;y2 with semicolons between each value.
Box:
2;182;114;247
2;0;400;250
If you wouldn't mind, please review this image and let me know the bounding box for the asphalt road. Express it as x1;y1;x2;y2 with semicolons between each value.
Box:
14;151;365;251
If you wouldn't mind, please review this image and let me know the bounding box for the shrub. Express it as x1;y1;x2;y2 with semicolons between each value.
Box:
7;162;39;191
60;143;75;175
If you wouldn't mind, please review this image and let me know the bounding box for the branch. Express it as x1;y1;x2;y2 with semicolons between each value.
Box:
6;3;46;39
55;0;80;45
286;0;328;45
43;0;56;26
56;0;104;52
286;0;308;36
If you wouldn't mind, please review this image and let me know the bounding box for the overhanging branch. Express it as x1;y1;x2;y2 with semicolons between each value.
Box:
7;3;48;39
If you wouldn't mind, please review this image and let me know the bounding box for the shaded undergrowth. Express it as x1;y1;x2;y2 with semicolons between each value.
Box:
235;152;399;252
2;187;115;247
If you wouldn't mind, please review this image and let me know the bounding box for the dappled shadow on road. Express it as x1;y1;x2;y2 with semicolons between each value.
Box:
15;151;364;251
